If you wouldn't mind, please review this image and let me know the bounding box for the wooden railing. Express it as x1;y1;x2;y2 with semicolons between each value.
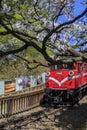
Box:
0;84;46;118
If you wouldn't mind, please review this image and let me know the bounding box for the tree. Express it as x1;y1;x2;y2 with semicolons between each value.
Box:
0;0;87;69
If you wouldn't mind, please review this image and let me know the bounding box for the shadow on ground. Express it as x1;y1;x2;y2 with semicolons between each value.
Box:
54;103;87;130
35;102;87;130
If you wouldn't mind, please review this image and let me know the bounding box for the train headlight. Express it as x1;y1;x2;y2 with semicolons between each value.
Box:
69;71;74;76
68;71;74;80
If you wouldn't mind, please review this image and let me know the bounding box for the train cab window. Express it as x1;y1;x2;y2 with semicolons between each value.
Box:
51;64;62;70
78;64;82;73
62;63;75;69
51;65;58;70
51;62;75;70
51;65;55;70
84;64;87;70
55;65;58;70
57;64;62;69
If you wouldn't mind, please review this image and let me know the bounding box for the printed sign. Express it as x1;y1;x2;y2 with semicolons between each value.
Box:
4;80;16;94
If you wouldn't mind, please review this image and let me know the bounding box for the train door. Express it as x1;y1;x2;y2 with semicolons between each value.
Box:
85;63;87;82
83;63;86;84
78;63;83;87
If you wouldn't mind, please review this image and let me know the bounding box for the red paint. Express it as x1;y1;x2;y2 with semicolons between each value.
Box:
46;62;87;90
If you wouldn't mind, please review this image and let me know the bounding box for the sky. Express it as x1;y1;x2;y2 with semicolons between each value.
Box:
57;0;87;50
73;0;87;50
74;0;87;16
58;0;87;22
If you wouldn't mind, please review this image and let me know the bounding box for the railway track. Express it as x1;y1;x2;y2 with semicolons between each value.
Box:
0;104;65;130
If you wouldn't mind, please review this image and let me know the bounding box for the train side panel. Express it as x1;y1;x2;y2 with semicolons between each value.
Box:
75;62;87;89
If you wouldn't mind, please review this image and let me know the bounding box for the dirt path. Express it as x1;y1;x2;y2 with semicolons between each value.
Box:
23;95;87;130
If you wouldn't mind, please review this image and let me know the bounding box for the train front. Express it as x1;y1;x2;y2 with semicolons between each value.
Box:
45;62;76;106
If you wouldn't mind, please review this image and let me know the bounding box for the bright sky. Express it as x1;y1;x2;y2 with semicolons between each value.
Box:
58;0;86;23
74;0;86;16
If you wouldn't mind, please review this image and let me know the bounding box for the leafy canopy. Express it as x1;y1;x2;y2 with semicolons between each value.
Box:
0;0;87;68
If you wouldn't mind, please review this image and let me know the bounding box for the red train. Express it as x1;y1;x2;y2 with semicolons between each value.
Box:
44;61;87;107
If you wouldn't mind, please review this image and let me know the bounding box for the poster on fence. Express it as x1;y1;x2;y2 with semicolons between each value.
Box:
4;80;16;94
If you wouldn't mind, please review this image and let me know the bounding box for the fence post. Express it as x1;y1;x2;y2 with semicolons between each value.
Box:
7;99;12;116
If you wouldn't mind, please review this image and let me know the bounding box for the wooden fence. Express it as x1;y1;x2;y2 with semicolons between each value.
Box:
0;84;45;118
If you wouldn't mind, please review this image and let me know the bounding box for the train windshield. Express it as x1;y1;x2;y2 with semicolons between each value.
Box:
51;63;75;70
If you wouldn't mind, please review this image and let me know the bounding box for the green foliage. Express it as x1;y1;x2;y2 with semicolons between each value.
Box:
0;0;86;80
14;14;22;20
0;27;6;32
0;55;47;80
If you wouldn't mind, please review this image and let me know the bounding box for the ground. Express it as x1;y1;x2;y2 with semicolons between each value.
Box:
22;95;87;130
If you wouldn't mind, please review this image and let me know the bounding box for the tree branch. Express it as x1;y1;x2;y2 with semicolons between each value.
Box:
43;8;87;44
0;44;29;57
15;54;48;70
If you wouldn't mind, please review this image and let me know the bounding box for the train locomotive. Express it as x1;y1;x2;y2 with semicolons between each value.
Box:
44;61;87;107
